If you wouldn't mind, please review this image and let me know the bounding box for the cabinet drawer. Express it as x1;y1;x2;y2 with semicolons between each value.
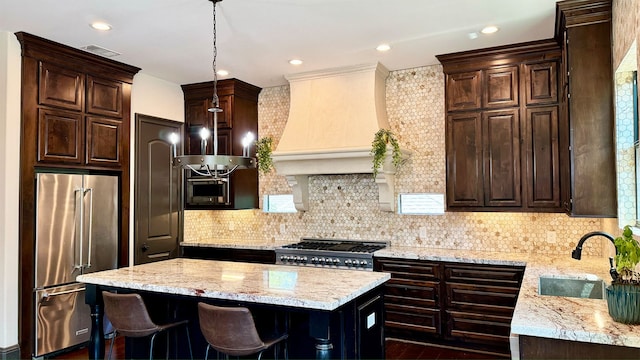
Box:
446;310;511;350
445;283;518;314
385;303;441;335
444;264;524;287
376;258;440;281
385;279;439;307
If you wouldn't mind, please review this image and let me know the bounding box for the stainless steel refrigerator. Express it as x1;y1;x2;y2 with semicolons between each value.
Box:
34;172;119;357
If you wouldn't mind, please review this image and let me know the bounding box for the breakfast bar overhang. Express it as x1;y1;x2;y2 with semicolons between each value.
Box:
78;258;390;360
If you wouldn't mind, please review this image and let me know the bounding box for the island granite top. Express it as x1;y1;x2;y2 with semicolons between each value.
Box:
77;258;390;311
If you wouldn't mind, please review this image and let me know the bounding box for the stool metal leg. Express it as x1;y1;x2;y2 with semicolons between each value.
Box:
185;325;194;360
107;330;117;360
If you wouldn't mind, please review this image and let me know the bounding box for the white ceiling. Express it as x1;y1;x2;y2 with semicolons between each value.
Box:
0;0;559;88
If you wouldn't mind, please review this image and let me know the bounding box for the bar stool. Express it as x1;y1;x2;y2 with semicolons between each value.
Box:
198;302;288;360
102;291;193;360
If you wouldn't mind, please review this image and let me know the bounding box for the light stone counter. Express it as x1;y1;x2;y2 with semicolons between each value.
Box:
180;238;293;250
77;258;390;311
376;246;640;351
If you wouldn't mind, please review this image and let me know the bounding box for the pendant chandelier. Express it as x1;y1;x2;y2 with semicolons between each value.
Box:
170;0;256;177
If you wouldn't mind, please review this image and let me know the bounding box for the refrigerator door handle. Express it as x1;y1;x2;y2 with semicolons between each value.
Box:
73;188;84;270
85;187;94;269
39;286;86;303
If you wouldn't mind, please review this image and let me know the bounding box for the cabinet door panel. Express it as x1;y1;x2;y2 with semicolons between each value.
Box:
525;62;558;105
185;99;211;155
483;109;521;206
86;117;122;167
216;95;233;128
446;310;511;349
444;265;524;287
38;62;84;111
483;66;518;108
385;279;439;307
37;108;83;164
446;112;483;207
376;259;440;281
445;283;519;315
446;71;481;111
525;106;560;208
385;303;441;335
87;76;123;118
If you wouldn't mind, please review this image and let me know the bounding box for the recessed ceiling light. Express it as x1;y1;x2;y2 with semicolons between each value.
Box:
90;22;112;31
468;32;479;40
289;59;303;65
376;44;391;52
216;69;229;77
481;26;499;34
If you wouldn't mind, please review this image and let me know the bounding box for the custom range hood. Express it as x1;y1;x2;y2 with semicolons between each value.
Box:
272;62;410;212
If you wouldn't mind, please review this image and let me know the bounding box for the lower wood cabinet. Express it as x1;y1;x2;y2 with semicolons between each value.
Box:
374;257;524;357
180;246;275;264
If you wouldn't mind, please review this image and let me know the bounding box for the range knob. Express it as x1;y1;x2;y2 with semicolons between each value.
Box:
280;255;286;262
360;260;368;266
311;257;318;264
301;256;308;263
333;258;340;265
344;259;352;266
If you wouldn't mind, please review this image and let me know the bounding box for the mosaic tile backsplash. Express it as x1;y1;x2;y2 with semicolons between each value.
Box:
184;64;616;257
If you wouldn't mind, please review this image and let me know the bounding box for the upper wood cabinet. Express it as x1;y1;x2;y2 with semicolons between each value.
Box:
437;39;562;212
181;79;261;210
15;31;140;357
556;0;616;217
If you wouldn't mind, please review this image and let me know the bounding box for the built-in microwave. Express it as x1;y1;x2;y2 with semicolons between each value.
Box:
185;171;230;206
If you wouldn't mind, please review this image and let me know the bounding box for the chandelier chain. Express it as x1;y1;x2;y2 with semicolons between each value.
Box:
211;0;219;108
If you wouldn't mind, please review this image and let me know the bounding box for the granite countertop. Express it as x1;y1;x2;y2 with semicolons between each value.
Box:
178;241;640;348
180;239;289;250
77;258;389;311
376;246;640;350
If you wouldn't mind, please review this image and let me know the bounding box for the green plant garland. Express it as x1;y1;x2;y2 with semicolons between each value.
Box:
255;136;274;174
371;129;402;178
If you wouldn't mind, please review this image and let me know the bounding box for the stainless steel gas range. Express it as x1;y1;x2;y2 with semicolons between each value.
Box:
275;238;388;270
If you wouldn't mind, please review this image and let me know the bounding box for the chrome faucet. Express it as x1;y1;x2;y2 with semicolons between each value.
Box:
571;231;619;281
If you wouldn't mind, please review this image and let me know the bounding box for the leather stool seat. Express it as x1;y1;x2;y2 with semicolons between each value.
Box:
198;302;288;360
102;291;193;360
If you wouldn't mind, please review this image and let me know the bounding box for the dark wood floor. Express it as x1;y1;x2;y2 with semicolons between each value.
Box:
52;337;503;360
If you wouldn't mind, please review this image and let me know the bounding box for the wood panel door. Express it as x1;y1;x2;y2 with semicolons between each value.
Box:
446;71;481;111
524;61;558;105
86;117;122;167
37;108;84;164
446;112;483;207
525;106;560;208
483;66;519;108
483;109;521;207
134;114;182;265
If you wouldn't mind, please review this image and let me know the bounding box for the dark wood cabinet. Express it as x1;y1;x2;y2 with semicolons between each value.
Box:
374;257;524;357
443;264;523;354
438;40;562;212
180;246;275;264
181;79;261;210
374;258;442;341
16;32;140;357
556;0;616;217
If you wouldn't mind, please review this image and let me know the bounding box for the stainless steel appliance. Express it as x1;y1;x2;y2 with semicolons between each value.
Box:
34;172;118;357
275;238;388;271
185;170;230;206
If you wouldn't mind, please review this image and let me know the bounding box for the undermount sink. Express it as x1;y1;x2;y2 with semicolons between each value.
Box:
538;275;606;299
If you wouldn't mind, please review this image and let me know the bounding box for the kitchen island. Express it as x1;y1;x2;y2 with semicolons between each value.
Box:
77;258;390;360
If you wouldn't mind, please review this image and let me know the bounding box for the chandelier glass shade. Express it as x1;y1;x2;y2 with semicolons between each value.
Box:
170;0;256;178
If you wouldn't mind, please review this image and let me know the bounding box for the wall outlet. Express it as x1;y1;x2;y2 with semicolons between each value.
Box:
546;231;557;243
419;227;427;239
228;222;235;231
280;224;286;234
